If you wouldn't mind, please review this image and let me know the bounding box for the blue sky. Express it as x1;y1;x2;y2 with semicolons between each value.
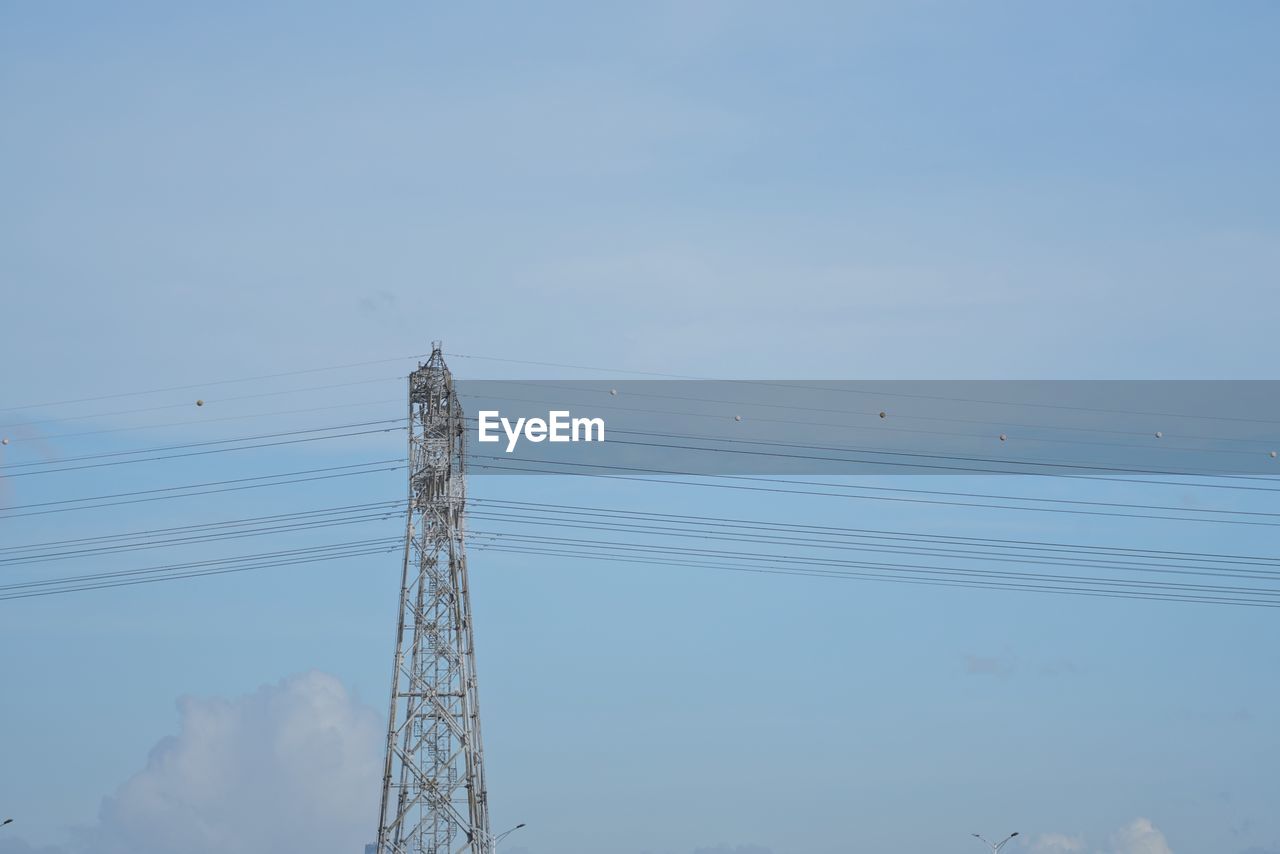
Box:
2;3;1279;854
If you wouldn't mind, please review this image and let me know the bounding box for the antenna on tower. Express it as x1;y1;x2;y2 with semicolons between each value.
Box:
376;346;492;853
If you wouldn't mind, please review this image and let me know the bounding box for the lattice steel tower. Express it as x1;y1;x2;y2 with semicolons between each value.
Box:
377;344;492;854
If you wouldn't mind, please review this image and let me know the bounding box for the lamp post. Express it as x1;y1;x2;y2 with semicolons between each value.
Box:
972;832;1019;852
493;822;526;849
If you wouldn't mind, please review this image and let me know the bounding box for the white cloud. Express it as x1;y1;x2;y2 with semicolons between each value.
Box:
1030;833;1086;853
1031;819;1172;854
1105;819;1172;854
81;671;383;854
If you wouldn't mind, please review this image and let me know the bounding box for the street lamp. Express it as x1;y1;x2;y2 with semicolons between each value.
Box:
493;822;526;849
973;832;1019;852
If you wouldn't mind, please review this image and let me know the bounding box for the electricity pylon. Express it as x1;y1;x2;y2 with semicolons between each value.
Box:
377;344;492;854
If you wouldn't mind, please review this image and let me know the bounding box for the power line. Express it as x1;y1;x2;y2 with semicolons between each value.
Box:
5;507;1266;610
9;492;1277;581
0;540;400;601
0;460;404;519
453;403;1280;479
0;500;401;556
471;498;1280;566
34;398;403;443
466;504;1280;580
473;542;1280;609
0;419;403;471
0;424;404;478
2;343;1277;613
0;352;431;414
0;536;398;594
463;381;1280;449
445;351;707;380
8;411;1277;487
471;520;1280;588
446;352;1280;427
9;488;1279;599
8;514;1276;607
543;425;1280;485
8;347;1279;440
471;532;1280;606
0;374;406;432
1;506;403;568
8;409;1276;488
5;440;1271;529
466;456;1280;527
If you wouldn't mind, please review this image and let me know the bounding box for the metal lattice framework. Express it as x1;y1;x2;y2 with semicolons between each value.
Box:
377;344;491;854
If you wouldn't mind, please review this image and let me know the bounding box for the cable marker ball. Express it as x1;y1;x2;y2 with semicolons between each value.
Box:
1;438;8;445
196;399;204;407
734;415;742;422
1154;431;1163;439
879;411;887;419
1271;451;1278;459
999;433;1007;442
609;388;618;396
